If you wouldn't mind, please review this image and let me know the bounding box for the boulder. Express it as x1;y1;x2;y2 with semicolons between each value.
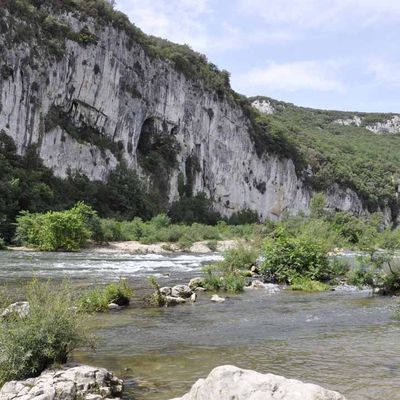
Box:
211;295;225;303
0;365;123;400
160;287;172;296
1;301;30;319
108;303;121;311
165;296;187;306
188;277;204;290
190;293;197;302
171;285;192;298
170;365;346;400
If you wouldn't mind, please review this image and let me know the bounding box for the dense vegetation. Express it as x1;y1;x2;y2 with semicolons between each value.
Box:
0;131;156;243
250;97;400;214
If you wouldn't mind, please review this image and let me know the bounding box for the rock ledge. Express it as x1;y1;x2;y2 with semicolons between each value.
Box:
170;365;346;400
0;365;123;400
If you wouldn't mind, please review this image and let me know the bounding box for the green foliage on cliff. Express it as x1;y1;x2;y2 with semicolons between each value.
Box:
251;96;400;214
1;0;232;96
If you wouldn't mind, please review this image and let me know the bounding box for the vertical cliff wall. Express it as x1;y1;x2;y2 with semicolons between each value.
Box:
0;6;383;221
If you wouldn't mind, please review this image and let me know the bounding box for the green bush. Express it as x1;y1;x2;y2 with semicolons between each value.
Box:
147;275;166;307
15;202;95;251
346;266;375;288
202;264;246;293
0;280;92;386
222;245;259;271
261;230;330;283
290;277;330;292
77;280;133;313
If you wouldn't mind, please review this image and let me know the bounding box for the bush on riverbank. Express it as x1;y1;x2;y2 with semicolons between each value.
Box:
260;229;331;284
201;246;256;293
290;277;330;292
15;202;98;251
77;280;133;312
0;280;92;386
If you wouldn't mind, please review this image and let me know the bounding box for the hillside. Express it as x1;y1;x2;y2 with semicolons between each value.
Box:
0;0;400;241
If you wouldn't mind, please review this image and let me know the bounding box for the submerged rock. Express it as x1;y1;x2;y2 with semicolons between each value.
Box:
211;295;225;303
0;365;123;400
170;365;346;400
171;285;193;298
1;301;30;319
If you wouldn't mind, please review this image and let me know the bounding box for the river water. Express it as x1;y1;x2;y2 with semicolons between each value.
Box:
0;250;399;400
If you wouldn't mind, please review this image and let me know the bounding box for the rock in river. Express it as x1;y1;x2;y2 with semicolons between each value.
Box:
0;365;123;400
188;277;204;290
171;285;192;298
211;295;225;303
170;365;346;400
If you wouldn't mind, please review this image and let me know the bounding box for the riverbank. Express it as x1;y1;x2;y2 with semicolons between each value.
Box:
6;240;238;255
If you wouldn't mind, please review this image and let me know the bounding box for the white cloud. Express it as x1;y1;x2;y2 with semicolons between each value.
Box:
236;60;345;92
116;0;296;54
116;0;212;50
366;59;400;87
237;0;400;30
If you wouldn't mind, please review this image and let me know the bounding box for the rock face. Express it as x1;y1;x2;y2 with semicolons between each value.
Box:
0;365;123;400
0;7;315;221
170;365;346;400
0;7;391;220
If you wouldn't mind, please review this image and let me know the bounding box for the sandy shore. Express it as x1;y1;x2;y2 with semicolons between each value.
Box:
7;240;238;254
89;240;237;254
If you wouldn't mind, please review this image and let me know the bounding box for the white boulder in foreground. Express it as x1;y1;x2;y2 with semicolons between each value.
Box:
170;365;346;400
0;365;123;400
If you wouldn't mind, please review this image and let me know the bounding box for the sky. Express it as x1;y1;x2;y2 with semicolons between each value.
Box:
116;0;400;113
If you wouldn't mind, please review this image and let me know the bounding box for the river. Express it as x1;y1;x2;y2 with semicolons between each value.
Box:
0;250;399;400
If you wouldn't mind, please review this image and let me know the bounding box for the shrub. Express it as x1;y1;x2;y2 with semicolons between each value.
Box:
77;280;133;313
202;264;245;293
346;266;375;288
147;276;166;307
261;230;330;283
0;280;92;386
222;245;259;271
15;202;95;251
290;277;330;292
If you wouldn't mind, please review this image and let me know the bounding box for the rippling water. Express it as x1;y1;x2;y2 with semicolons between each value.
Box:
0;250;399;400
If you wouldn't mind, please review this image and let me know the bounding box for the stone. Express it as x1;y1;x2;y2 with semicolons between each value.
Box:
195;287;207;293
170;365;346;400
0;365;123;400
160;287;172;296
108;303;121;311
1;302;30;319
211;295;225;303
250;265;259;273
165;296;186;306
188;277;204;290
190;293;197;302
171;285;192;298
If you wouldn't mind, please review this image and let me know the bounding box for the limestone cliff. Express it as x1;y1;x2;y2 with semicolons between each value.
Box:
0;4;395;221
